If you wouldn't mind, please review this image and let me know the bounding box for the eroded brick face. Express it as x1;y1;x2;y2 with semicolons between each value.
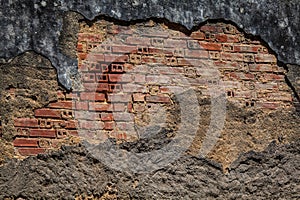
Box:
12;21;295;159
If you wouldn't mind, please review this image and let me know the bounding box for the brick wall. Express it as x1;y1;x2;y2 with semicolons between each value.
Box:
12;21;294;156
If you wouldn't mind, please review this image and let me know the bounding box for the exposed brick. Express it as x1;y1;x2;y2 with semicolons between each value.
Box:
133;93;145;102
146;94;171;103
264;74;285;81
104;121;115;130
199;42;222;51
190;31;205;40
18;148;46;156
257;102;281;110
215;34;228;42
29;129;57;138
35;109;61;119
89;102;111;111
107;94;131;102
112;45;137;53
105;55;129;63
65;120;78;129
133;74;146;83
255;54;277;63
14;118;39;128
48;101;73;109
185;49;209;58
75;101;89;110
101;113;114;121
109;74;132;82
109;103;126;112
125;36;151;46
234;45;261;53
80;92;105;101
14;138;39;147
249;64;273;72
221;53;244;62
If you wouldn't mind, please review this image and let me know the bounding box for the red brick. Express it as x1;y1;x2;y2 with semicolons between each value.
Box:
257;102;281;110
109;74;128;82
13;138;39;147
221;53;244;62
109;131;127;140
199;42;222;51
69;130;79;136
89;102;111;111
200;25;220;33
35;109;61;119
107;94;131;102
227;35;241;43
14;118;39;128
125;36;151;46
133;93;145;102
133;74;145;83
110;103;126;112
127;103;133;113
255;54;277;63
104;121;115;130
101;113;114;121
29;129;57;138
105;55;129;63
112;45;137;53
249;64;273;72
80;92;105;101
18;148;46;156
146;94;171;103
48;101;73;109
215;34;228;42
184;50;209;58
191;31;205;40
234;45;261;53
89;54;105;62
65;120;78;129
65;92;78;100
75;101;89;110
264;74;285;81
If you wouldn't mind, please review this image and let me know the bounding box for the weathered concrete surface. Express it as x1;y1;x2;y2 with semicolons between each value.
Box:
0;0;300;89
0;139;299;199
